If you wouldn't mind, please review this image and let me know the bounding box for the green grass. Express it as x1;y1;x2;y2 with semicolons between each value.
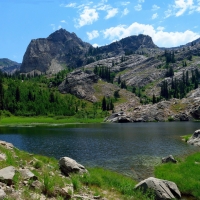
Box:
154;152;200;198
181;134;192;142
0;116;104;126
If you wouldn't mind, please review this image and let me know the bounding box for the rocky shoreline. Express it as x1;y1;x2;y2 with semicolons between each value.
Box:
0;139;190;199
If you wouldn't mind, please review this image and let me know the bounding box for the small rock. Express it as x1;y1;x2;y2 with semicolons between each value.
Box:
19;168;37;181
0;154;6;161
162;155;177;163
31;180;43;190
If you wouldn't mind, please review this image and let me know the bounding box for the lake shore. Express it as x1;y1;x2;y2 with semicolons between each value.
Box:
0;116;104;126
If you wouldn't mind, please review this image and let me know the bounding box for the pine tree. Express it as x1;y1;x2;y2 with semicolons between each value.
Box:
102;96;107;111
0;79;4;110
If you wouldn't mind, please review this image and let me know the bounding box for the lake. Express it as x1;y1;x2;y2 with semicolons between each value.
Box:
0;122;199;180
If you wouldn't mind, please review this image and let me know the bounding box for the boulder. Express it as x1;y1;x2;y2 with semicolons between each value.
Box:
105;112;132;123
0;141;14;149
162;155;177;163
134;177;181;200
0;189;6;200
59;157;87;176
187;129;200;146
0;166;16;185
19;169;37;181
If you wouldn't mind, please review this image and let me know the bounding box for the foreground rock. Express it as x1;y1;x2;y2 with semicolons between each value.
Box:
0;189;6;200
0;166;16;185
135;177;181;200
162;155;177;163
105;112;132;123
187;129;200;146
59;157;88;176
58;70;98;102
0;141;14;149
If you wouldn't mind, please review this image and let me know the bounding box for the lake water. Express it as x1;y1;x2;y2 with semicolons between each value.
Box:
0;122;199;180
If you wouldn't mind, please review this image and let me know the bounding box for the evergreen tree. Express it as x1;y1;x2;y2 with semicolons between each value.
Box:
0;79;4;110
102;96;107;111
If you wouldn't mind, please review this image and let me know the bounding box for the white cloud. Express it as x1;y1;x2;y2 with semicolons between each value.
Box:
121;2;130;6
63;3;77;8
97;4;111;11
164;0;199;17
174;0;194;16
157;26;165;31
60;20;67;23
134;4;142;11
138;0;145;3
102;22;200;47
93;43;99;47
76;7;99;27
105;8;118;19
58;25;62;29
87;30;100;40
152;4;160;11
152;13;158;19
122;8;129;16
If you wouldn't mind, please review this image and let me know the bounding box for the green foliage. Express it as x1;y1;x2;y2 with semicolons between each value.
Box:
155;152;200;198
101;96;114;111
161;69;200;100
93;65;115;83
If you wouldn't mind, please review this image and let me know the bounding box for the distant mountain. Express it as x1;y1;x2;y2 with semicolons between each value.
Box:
20;29;158;74
0;58;21;74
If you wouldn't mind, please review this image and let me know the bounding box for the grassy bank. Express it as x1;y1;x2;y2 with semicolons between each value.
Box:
0;116;104;126
0;142;154;200
154;152;200;199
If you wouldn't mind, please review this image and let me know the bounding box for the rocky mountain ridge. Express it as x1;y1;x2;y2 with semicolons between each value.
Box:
0;58;21;74
20;29;159;75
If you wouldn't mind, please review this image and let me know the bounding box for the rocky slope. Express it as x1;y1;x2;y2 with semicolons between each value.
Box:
0;58;21;74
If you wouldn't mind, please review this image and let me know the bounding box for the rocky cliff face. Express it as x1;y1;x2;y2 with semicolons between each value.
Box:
20;29;92;74
0;58;21;74
58;70;98;102
20;29;158;75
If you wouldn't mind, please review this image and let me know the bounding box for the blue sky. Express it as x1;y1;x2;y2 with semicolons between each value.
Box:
1;0;200;63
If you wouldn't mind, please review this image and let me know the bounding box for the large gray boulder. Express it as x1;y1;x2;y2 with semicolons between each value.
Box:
59;157;87;176
134;177;181;200
0;166;16;185
187;129;200;146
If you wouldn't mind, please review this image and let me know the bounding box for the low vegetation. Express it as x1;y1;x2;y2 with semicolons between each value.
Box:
0;143;154;200
154;152;200;199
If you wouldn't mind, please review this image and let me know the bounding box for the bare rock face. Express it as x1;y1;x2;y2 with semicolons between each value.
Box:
59;157;88;176
20;29;91;74
187;129;200;146
134;177;181;200
58;70;98;102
